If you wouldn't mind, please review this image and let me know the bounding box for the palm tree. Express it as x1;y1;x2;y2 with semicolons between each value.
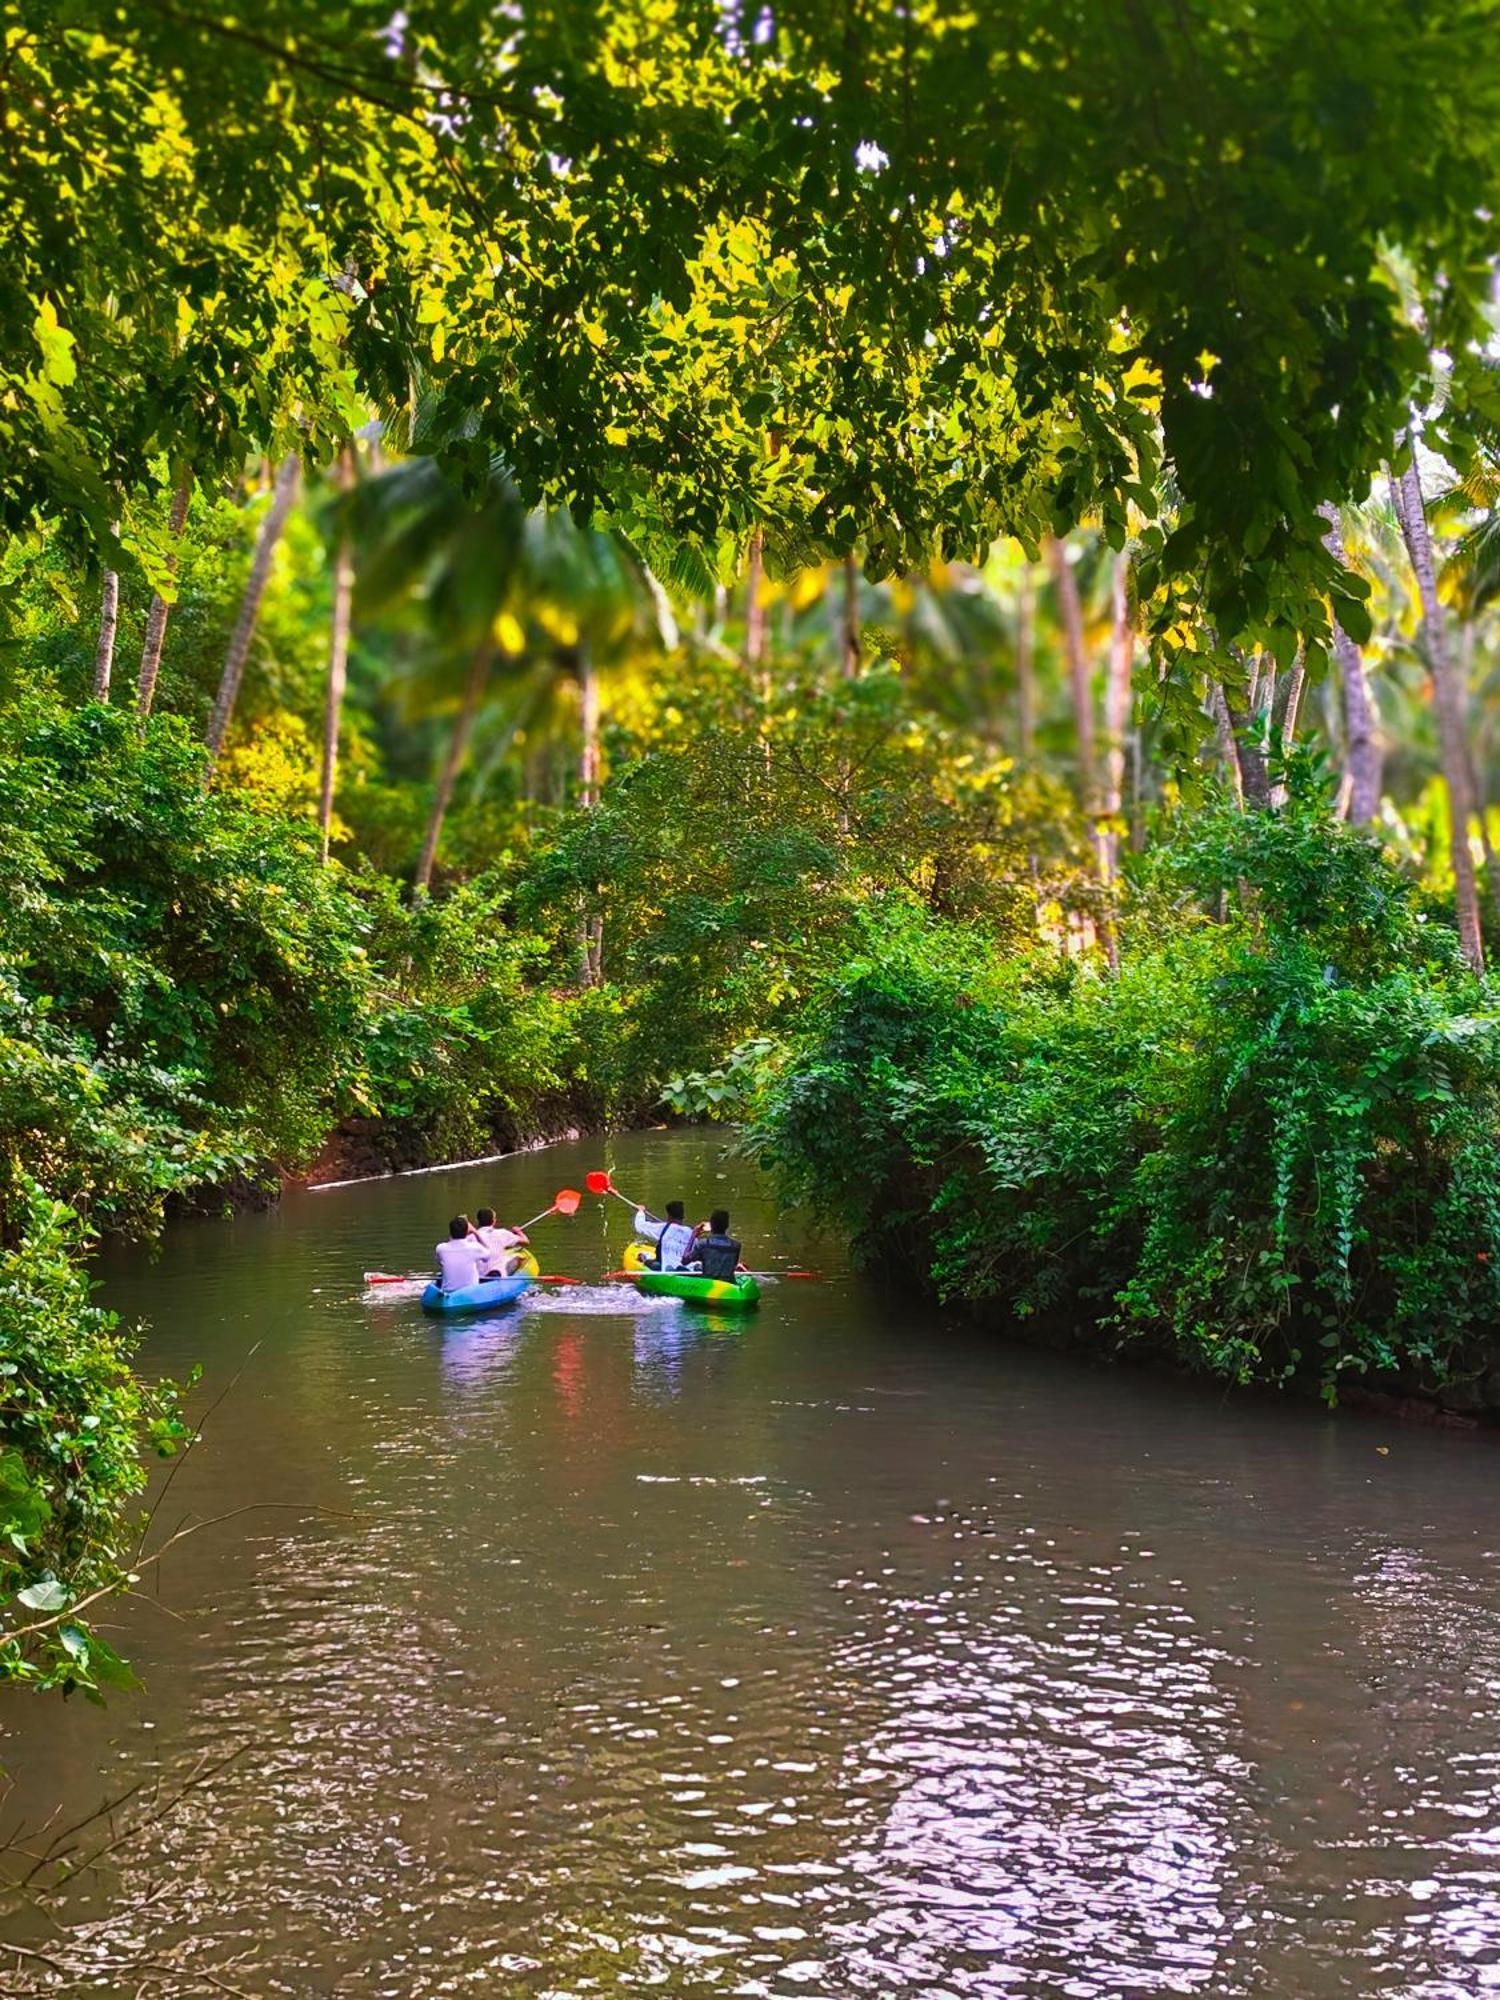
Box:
352;451;528;893
353;456;673;902
1045;536;1096;811
319;448;356;864
92;562;119;700
1389;426;1484;970
205;454;302;765
1319;502;1382;823
136;480;192;719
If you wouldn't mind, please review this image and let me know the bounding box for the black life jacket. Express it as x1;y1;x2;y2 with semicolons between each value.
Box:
696;1233;741;1280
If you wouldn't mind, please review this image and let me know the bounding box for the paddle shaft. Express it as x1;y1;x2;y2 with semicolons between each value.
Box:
514;1200;565;1231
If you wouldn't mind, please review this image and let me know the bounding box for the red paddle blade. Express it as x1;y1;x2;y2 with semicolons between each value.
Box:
585;1171;612;1195
554;1188;581;1216
538;1274;581;1285
363;1272;410;1285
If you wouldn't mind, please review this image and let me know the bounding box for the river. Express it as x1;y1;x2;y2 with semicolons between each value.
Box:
4;1127;1500;1996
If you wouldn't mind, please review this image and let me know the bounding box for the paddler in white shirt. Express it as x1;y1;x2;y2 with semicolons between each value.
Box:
435;1216;488;1292
471;1206;527;1278
633;1199;696;1271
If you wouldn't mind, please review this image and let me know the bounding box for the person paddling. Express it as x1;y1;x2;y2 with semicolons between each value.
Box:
633;1198;696;1271
683;1209;742;1280
435;1216;487;1293
472;1206;527;1278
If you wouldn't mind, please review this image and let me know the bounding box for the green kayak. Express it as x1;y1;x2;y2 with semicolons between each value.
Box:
636;1268;761;1310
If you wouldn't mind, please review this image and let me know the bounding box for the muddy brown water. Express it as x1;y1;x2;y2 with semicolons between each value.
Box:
4;1127;1500;1996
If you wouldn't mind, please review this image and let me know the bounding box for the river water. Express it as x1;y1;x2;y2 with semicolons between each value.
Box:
4;1128;1500;1996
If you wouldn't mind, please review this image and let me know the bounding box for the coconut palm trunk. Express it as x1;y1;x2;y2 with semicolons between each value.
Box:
1045;536;1096;810
1209;683;1245;807
1318;503;1382;823
413;641;493;897
136;480;193;719
319;452;356;864
578;643;600;806
1390;434;1485;970
1015;561;1035;757
92;567;119;700
205;453;301;764
578;643;603;983
840;552;860;679
745;529;768;689
1101;553;1134;869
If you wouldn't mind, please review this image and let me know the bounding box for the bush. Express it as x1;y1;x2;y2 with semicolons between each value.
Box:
760;797;1500;1402
0;1187;189;1692
0;697;375;1220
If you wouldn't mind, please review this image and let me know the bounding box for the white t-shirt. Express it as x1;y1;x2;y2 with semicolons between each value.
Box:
472;1224;521;1268
635;1209;696;1270
436;1238;486;1291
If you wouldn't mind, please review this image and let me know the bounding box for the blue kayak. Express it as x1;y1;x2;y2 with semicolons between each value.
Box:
420;1271;534;1316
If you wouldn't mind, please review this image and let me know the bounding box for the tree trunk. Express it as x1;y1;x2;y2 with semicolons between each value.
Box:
578;643;603;983
1275;650;1305;752
1222;690;1274;807
1208;683;1245;808
1092;552;1135;971
1390;437;1485;970
1101;553;1133;855
840;552;860;679
136;480;193;720
92;567;119;701
1459;622;1500;932
413;641;492;897
1317;504;1382;824
1267;647;1306;808
746;529;774;771
204;453;301;764
578;643;600;807
319;452;356;865
745;529;767;685
1015;561;1035;757
1046;535;1096;809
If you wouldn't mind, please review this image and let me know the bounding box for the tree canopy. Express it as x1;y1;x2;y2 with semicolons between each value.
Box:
8;0;1500;662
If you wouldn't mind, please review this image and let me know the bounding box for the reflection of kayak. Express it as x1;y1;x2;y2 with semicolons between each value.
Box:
636;1268;761;1310
421;1251;538;1316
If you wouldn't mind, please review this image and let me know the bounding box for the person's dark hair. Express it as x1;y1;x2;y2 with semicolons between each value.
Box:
710;1209;730;1235
665;1200;685;1221
449;1216;469;1239
476;1207;495;1228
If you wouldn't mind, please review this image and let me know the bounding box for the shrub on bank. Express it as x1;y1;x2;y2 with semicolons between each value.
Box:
0;1186;190;1691
760;800;1500;1403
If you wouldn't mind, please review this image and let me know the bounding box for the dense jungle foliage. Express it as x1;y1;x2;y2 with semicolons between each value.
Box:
6;0;1500;1695
759;794;1500;1404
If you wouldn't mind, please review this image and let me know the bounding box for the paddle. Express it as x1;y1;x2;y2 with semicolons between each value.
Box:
586;1169;642;1210
514;1187;582;1231
598;1267;821;1282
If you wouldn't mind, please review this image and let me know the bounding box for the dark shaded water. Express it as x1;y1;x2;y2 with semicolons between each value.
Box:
5;1128;1500;1996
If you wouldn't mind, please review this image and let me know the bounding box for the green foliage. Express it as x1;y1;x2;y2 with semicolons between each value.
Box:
1;1184;188;1693
761;794;1500;1402
0;697;375;1222
7;3;1500;662
351;876;575;1166
525;663;1089;1103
